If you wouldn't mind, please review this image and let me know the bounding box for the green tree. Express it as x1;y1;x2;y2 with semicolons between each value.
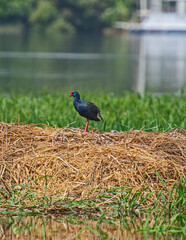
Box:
0;0;138;33
0;0;34;22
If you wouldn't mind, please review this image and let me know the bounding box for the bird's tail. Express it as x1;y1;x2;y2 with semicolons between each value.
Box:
98;113;103;120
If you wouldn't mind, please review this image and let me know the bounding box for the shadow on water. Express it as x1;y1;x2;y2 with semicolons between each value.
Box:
0;215;170;240
0;32;185;94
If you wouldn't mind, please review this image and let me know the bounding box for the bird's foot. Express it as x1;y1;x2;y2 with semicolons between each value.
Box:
84;130;91;133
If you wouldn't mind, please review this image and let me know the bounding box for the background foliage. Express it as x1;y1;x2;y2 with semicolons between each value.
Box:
0;0;139;33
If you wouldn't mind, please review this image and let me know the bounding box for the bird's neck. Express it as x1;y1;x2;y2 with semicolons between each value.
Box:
73;96;80;105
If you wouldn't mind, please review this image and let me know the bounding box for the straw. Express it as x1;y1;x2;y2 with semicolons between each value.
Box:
0;122;185;197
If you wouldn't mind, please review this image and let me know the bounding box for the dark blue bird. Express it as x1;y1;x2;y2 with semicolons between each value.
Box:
69;91;103;132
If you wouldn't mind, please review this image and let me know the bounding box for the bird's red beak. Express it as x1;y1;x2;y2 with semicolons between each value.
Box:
69;91;74;97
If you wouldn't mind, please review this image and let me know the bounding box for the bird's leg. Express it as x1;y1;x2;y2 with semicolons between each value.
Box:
84;119;90;132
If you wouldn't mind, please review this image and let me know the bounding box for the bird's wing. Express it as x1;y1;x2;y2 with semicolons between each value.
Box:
87;101;100;113
77;100;100;120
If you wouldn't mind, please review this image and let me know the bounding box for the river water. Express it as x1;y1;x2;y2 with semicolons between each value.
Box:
0;215;167;240
0;32;185;94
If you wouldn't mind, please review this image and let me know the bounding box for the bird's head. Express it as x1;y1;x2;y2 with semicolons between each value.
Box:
69;91;80;99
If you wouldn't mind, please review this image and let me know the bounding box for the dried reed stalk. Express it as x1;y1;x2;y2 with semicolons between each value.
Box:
0;122;185;197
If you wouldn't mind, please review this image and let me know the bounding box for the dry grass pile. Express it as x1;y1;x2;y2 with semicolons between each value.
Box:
0;122;185;196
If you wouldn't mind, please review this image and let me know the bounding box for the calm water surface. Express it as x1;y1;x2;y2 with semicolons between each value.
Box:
0;32;185;94
0;216;167;240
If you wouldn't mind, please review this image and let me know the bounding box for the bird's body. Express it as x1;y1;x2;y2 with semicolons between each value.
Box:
69;91;103;132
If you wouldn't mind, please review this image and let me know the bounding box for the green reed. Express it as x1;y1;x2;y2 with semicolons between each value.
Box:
0;90;185;131
0;177;185;239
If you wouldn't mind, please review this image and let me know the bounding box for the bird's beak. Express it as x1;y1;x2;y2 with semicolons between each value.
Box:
69;93;72;97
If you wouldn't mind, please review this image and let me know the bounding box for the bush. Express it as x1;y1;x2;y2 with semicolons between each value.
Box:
29;1;57;29
0;0;139;32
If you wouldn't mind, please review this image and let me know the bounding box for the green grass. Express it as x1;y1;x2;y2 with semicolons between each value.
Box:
0;177;185;239
0;90;185;131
